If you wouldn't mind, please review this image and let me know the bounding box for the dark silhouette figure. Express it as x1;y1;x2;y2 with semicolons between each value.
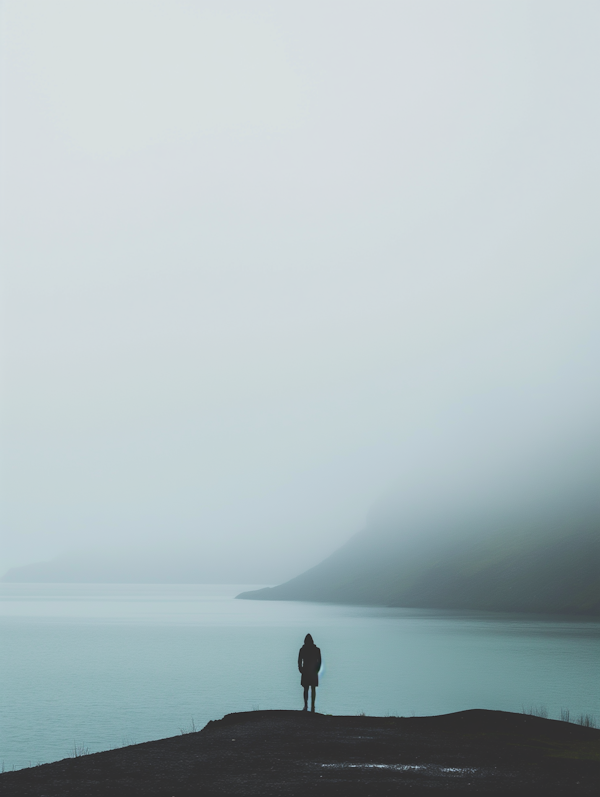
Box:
298;633;321;712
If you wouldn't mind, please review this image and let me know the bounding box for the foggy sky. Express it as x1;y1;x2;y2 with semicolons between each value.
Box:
1;1;599;581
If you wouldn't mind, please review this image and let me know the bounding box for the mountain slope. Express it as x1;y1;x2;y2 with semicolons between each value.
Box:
237;514;600;615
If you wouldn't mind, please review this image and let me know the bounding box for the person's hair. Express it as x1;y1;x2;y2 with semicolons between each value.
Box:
304;633;314;645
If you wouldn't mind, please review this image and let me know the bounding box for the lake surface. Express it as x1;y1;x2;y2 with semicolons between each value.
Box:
1;583;599;770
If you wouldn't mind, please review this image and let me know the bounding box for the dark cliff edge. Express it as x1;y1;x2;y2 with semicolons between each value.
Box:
1;710;598;796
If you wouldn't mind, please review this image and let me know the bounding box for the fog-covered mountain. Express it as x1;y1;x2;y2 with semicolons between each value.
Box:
0;550;284;585
237;518;599;615
238;441;600;615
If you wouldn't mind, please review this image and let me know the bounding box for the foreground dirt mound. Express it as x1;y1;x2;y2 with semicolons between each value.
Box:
1;709;598;796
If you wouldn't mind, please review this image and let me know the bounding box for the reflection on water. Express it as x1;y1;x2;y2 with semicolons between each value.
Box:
1;583;598;770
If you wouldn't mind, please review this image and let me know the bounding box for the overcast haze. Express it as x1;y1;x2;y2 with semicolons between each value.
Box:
1;1;599;582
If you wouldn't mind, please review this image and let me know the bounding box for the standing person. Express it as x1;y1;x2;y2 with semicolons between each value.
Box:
298;633;321;712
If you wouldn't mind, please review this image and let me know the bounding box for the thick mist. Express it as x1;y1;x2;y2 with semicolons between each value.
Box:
1;1;599;582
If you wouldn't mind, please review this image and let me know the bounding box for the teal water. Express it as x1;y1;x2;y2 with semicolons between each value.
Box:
1;583;598;770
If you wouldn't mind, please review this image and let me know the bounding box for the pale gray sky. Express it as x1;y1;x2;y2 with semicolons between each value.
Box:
1;1;599;581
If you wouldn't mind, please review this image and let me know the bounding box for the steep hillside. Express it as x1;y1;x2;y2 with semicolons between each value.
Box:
237;513;600;615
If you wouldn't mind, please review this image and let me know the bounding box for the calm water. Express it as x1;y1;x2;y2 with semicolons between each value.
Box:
1;583;598;770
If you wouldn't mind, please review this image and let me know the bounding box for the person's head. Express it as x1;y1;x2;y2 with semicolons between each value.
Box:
304;633;314;646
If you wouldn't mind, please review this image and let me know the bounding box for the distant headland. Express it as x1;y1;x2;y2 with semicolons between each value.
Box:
238;509;600;616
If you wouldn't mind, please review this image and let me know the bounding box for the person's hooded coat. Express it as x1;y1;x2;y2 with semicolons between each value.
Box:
298;634;321;687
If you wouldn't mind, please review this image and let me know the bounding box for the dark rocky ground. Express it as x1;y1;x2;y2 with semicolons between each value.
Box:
1;709;598;796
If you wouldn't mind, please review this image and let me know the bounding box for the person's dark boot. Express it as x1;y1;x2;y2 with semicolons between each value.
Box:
302;704;308;711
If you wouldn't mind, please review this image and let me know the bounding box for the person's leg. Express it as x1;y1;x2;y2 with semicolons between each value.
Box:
303;685;309;710
311;685;316;712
